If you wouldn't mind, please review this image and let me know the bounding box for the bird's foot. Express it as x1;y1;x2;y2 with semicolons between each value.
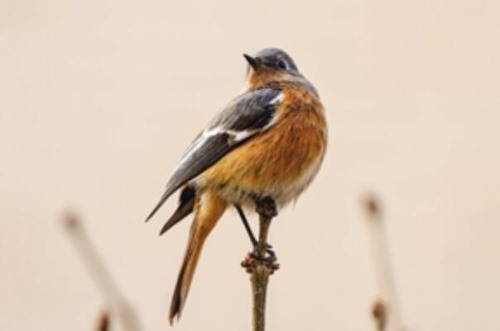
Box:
241;246;280;275
241;196;279;274
251;244;276;262
241;245;279;274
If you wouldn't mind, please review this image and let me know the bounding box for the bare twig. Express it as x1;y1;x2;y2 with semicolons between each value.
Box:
241;198;280;331
95;309;110;331
61;212;142;331
372;298;387;331
362;194;404;331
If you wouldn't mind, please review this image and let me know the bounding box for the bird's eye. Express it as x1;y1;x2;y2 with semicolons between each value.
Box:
276;59;288;70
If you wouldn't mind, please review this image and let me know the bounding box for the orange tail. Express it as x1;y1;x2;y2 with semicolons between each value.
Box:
169;190;226;324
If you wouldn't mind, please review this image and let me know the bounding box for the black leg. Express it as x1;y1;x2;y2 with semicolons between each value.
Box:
234;204;258;247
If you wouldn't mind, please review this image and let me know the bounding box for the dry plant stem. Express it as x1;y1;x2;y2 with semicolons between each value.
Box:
95;309;110;331
363;195;404;331
61;212;142;331
242;198;279;331
372;299;387;331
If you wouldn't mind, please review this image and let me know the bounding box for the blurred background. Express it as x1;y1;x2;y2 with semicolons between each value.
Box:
1;0;499;330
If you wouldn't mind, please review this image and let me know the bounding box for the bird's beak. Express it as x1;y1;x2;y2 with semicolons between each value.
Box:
243;54;261;70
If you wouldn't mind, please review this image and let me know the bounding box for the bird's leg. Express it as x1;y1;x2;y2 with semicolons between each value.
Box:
255;196;278;218
234;204;274;254
252;196;278;262
234;204;258;247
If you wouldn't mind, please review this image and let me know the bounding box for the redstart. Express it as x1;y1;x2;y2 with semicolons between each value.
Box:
146;48;327;324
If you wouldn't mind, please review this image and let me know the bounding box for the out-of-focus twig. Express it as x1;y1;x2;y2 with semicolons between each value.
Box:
95;309;110;331
362;194;404;331
61;212;142;331
372;298;387;331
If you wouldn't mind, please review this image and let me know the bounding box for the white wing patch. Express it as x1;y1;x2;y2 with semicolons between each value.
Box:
269;92;283;105
167;91;283;186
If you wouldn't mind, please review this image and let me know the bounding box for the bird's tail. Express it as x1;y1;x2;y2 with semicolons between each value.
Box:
168;190;226;324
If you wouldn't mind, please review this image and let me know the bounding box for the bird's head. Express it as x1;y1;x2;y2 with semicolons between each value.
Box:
243;48;300;88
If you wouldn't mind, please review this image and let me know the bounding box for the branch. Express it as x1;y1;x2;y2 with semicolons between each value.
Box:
362;194;404;331
61;212;143;331
95;309;110;331
241;197;280;331
371;298;387;331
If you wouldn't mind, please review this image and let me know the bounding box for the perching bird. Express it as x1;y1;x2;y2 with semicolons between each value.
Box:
146;48;327;324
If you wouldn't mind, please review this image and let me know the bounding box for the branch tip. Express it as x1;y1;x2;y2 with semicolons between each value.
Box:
362;194;382;218
61;210;81;232
95;309;110;331
372;298;388;331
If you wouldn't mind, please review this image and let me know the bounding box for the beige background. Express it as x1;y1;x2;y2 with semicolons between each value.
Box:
1;0;499;330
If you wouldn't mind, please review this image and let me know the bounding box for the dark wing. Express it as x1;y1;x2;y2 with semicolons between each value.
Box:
209;87;282;131
145;87;282;222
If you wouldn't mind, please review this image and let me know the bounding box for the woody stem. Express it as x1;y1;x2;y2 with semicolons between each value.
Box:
252;216;272;331
241;196;279;331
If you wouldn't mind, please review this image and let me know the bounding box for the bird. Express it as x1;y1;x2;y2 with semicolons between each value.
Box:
145;48;327;324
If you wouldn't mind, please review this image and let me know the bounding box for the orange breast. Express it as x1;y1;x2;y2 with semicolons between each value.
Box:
200;85;327;205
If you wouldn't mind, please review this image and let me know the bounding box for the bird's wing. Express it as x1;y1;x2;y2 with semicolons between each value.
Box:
145;87;282;221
